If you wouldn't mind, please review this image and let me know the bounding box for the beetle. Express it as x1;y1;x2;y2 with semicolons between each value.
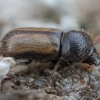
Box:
0;28;100;86
0;28;100;65
0;28;100;80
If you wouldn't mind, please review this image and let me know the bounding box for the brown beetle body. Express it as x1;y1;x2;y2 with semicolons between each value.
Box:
0;28;63;61
0;28;100;66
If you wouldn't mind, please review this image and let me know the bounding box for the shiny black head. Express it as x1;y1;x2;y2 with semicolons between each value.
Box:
83;47;100;66
61;30;100;66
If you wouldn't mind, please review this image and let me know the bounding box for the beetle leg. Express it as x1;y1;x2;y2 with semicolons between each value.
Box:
48;60;62;87
68;63;86;83
66;62;93;92
67;62;85;83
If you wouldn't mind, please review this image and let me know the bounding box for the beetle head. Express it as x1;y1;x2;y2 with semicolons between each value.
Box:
83;46;100;66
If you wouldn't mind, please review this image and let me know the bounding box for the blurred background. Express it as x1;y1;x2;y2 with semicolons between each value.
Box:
0;0;100;41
